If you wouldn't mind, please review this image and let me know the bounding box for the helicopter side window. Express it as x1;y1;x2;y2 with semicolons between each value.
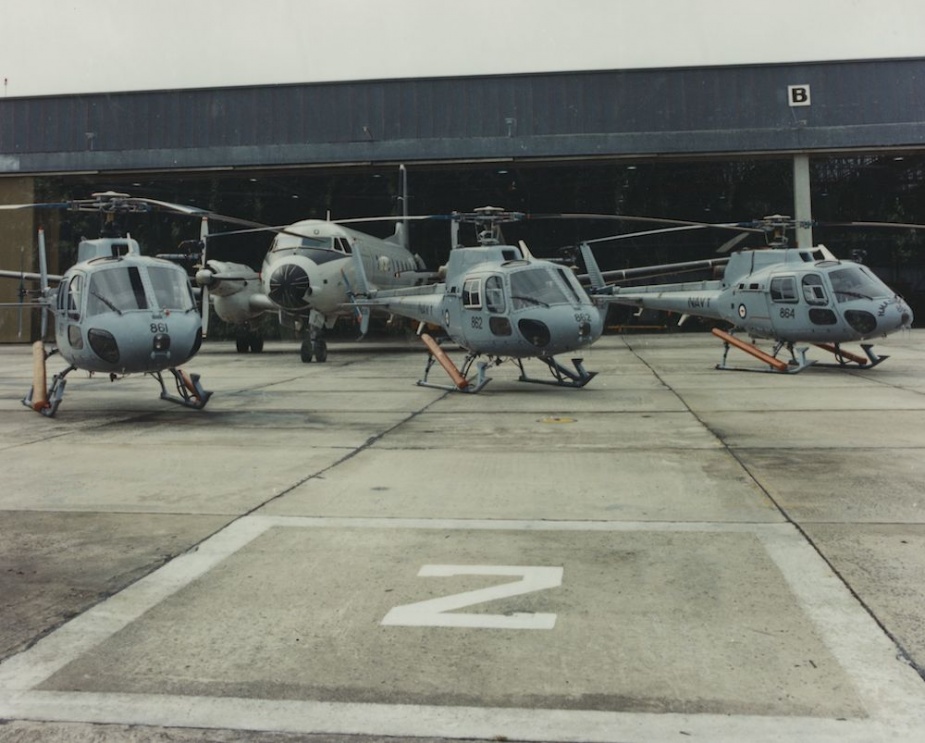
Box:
801;274;828;305
66;274;83;320
148;266;196;311
335;237;353;254
485;275;505;313
462;278;482;309
770;276;797;303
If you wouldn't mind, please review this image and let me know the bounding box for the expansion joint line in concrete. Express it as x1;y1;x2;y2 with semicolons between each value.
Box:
621;338;925;684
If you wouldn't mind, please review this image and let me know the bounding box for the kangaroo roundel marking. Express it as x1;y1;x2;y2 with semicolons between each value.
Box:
737;303;747;319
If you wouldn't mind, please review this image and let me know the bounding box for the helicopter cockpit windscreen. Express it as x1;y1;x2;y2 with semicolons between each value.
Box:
86;266;149;316
510;266;572;309
148;265;197;311
828;265;893;302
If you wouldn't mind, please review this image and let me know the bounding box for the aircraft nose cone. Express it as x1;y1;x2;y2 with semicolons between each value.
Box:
268;264;311;309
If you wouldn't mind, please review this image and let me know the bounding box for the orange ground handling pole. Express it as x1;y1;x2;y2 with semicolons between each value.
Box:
420;333;469;390
814;343;868;366
711;328;790;372
30;341;49;411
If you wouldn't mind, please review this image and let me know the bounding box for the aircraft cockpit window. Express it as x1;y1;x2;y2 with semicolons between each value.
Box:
801;274;828;305
272;234;333;254
770;276;797;303
829;265;890;302
485;275;506;313
334;237;353;254
555;266;584;304
86;266;149;316
510;267;570;309
462;278;482;309
148;266;196;311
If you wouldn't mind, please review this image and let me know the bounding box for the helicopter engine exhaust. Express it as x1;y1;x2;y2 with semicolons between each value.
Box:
30;341;49;411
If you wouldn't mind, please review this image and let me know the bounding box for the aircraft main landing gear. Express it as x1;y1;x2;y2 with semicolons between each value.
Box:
300;337;327;363
234;330;264;353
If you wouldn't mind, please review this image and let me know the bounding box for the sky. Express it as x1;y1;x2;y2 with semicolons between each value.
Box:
1;0;924;97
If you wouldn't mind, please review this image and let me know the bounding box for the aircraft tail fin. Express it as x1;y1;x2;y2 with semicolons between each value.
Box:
579;242;607;291
386;222;408;250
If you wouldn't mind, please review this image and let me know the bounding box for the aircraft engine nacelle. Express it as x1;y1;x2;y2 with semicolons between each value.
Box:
196;260;267;324
211;285;267;325
195;260;258;298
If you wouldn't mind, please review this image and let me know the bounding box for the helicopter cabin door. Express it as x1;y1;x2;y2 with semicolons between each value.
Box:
459;274;512;353
798;272;839;338
767;274;800;337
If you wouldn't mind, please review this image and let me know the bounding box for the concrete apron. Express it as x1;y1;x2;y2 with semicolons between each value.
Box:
1;332;924;742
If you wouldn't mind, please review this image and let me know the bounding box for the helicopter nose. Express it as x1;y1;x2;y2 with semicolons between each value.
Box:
268;263;312;309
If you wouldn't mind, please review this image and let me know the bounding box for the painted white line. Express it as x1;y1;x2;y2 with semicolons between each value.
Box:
757;528;925;723
0;517;272;691
0;690;917;743
252;515;794;533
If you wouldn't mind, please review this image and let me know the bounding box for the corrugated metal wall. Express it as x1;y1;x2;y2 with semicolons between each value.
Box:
1;58;924;173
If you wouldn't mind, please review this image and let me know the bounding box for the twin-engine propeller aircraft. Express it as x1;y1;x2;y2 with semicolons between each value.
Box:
193;165;437;362
581;215;917;372
0;192;236;416
348;207;605;392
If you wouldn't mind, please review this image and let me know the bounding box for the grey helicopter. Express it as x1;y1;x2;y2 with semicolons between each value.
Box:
192;165;437;362
347;206;605;392
0;192;234;416
580;215;917;372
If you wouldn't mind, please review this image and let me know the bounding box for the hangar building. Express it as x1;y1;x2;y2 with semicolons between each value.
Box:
1;56;924;340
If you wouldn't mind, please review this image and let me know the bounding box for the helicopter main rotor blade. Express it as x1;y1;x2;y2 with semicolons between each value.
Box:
715;231;752;254
818;219;925;231
0;202;72;211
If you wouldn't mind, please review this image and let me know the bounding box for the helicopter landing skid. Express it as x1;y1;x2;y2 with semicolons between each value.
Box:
415;333;491;393
516;357;598;388
155;368;213;409
417;350;491;393
22;364;72;418
713;329;813;373
813;343;888;369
